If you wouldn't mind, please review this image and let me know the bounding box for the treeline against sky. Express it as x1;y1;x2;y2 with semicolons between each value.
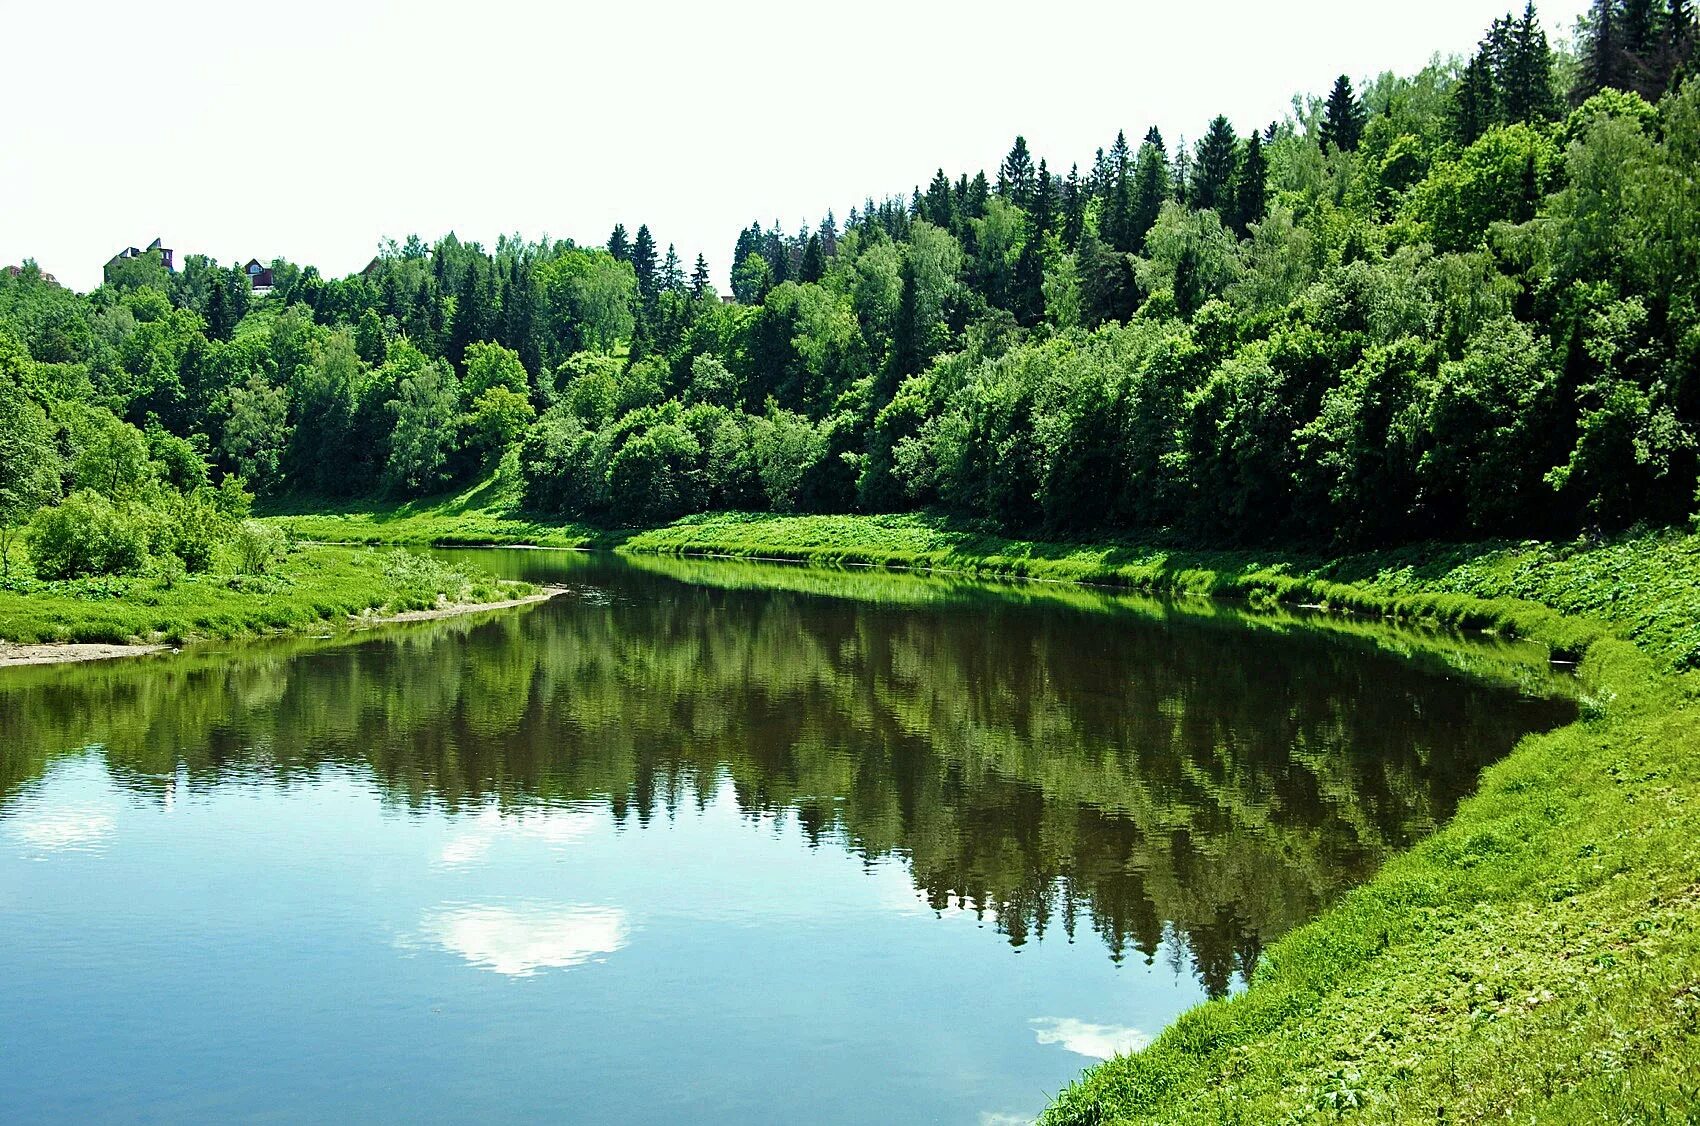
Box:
3;1;1699;554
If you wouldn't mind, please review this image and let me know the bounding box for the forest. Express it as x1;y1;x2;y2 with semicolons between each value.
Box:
3;0;1699;585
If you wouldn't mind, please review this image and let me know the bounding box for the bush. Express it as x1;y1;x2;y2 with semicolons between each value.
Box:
233;519;286;575
28;491;149;579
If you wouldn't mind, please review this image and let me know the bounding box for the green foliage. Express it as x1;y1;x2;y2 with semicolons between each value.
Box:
28;490;149;579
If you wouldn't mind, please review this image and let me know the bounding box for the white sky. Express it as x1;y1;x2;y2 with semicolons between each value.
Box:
2;0;1591;294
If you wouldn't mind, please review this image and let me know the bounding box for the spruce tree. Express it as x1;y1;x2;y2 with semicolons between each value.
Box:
660;244;684;293
607;224;631;262
1504;3;1559;123
999;136;1036;209
1320;75;1366;152
1061;164;1086;249
1579;0;1623;100
1671;0;1698;76
799;235;825;283
1453;51;1498;143
631;225;658;303
1191;116;1239;215
924;169;955;228
1230;132;1268;237
448;260;480;368
1130;137;1171;254
690;254;712;298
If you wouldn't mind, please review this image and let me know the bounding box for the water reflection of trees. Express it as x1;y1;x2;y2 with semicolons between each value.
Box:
0;558;1572;995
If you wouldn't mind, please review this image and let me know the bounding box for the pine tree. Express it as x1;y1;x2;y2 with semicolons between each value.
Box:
1061;164;1086;249
1579;0;1624;100
1230;132;1268;237
1453;50;1498;143
819;212;839;256
999;136;1036;209
799;235;825;283
924;168;955;228
631;225;658;303
890;250;922;387
448;260;480;368
607;224;631;262
660;244;684;293
1129;137;1171;254
690;253;712;299
1191;116;1239;215
1504;3;1559;123
1320;75;1366;152
1032;160;1057;238
1671;0;1699;77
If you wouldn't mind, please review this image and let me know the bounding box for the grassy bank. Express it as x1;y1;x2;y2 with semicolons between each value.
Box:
0;544;534;648
270;495;1700;1121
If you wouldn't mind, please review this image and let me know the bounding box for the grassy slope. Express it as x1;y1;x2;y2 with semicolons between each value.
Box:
271;492;1700;1122
0;546;532;647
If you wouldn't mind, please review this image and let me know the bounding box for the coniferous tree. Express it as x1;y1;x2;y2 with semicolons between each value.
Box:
690;254;712;299
607;224;631;263
448;259;480;368
631;225;658;304
818;212;839;256
1320;75;1366;151
799;235;825;283
1453;51;1498;143
660;244;685;294
1503;3;1560;123
999;136;1036;209
1129;134;1171;254
1579;0;1624;100
924;169;955;228
1191;116;1239;215
1061;164;1086;249
1230;132;1268;237
1672;0;1699;75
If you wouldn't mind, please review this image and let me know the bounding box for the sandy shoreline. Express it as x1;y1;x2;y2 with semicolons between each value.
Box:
0;642;171;668
352;587;564;625
0;586;565;669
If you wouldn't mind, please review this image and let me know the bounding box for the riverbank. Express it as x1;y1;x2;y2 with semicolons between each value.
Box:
266;499;1700;1121
0;545;540;661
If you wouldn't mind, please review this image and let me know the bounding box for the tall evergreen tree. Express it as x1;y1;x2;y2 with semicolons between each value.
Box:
999;136;1036;209
1230;132;1269;237
607;224;631;263
923;168;955;228
1503;3;1560;123
660;244;685;293
1453;50;1498;143
690;253;712;299
1129;136;1171;254
1320;75;1367;151
1191;116;1239;215
799;235;825;283
1579;0;1624;100
1061;164;1086;249
631;225;658;303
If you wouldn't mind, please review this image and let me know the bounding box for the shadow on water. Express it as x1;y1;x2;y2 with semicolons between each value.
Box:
0;548;1574;998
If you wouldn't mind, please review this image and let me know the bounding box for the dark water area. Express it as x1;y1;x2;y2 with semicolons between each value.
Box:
0;549;1574;1124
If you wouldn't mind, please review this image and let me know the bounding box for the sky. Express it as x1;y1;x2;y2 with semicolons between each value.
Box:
1;0;1594;294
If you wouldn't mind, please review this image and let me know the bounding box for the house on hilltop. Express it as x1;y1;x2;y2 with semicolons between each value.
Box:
104;237;175;282
243;258;275;291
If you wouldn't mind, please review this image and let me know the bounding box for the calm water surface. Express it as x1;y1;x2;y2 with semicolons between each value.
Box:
0;550;1574;1124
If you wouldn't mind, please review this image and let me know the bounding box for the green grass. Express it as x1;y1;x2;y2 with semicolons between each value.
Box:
261;453;602;549
269;490;1700;1122
0;545;532;647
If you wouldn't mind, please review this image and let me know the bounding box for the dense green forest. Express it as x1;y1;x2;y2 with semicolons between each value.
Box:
4;1;1699;583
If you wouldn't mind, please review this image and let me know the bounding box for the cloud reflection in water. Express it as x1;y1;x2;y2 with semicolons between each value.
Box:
422;903;628;976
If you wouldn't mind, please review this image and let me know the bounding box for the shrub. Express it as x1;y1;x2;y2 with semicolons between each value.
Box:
233;519;286;575
28;491;149;579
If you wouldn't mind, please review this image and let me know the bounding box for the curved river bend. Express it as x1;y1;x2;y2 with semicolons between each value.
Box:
0;549;1574;1124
